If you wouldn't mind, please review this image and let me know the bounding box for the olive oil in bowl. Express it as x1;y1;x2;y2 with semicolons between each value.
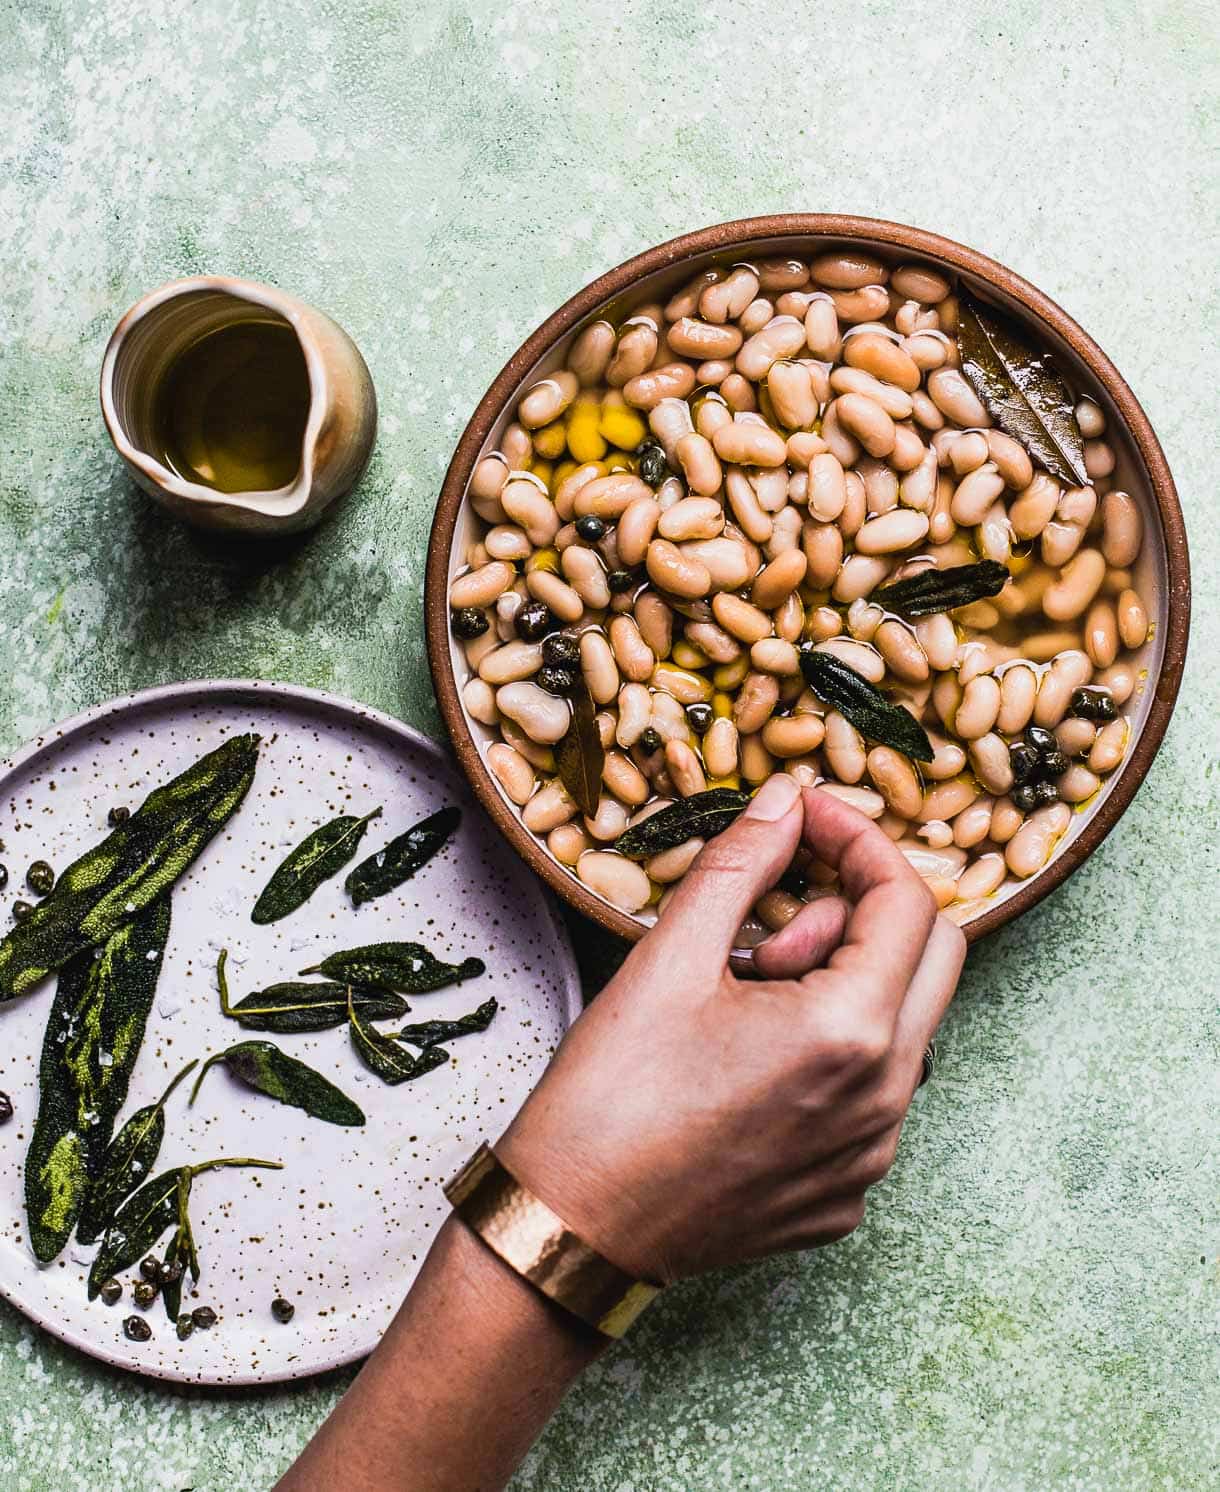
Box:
151;319;311;494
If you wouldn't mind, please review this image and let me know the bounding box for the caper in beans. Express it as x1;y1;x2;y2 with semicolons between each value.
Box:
454;250;1151;933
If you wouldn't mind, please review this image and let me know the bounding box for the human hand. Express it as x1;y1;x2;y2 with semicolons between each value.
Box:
497;776;966;1285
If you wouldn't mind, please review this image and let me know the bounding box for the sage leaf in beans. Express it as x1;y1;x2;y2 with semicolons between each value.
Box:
301;942;485;996
25;898;172;1263
555;677;604;819
76;1057;199;1245
215;948;408;1032
798;650;934;763
87;1156;280;1300
0;734;259;1005
871;560;1011;620
251;808;381;924
956;293;1088;487
190;1040;366;1127
613;788;751;859
348;988;452;1086
394;997;499;1050
344;806;461;907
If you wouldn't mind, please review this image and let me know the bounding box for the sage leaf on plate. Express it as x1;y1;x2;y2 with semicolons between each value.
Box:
190;1040;366;1127
0;734;259;1005
613;788;751;860
871;560;1010;620
25;898;172;1262
251;808;382;924
344;806;461;907
956;293;1088;487
76;1057;198;1245
799;649;933;763
555;676;604;818
394;997;499;1050
301;942;485;996
215;948;407;1032
161;1169;198;1321
88;1155;280;1300
348;988;452;1086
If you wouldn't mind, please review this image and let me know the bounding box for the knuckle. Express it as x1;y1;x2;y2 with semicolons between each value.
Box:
689;833;758;881
822;1198;867;1243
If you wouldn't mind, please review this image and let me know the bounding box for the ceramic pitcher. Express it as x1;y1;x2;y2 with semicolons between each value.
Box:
100;275;376;535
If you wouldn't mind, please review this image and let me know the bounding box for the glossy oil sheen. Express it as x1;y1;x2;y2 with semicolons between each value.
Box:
151;320;310;493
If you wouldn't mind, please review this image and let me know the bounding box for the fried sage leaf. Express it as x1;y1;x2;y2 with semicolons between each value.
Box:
190;1040;366;1127
87;1156;280;1300
613;788;751;860
301;942;485;996
0;734;259;1005
76;1057;198;1246
215;948;407;1033
26;899;172;1262
251;808;381;924
957;293;1087;486
394;997;499;1050
344;806;461;907
555;676;604;819
161;1170;198;1321
799;650;933;763
872;560;1010;620
348;989;452;1086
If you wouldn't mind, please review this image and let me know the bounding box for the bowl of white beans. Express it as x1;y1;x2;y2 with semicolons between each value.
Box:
425;214;1189;956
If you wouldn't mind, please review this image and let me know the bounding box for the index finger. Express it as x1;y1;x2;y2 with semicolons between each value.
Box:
798;787;937;1019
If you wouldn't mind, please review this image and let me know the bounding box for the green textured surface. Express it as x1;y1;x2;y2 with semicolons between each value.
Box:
1;0;1217;1487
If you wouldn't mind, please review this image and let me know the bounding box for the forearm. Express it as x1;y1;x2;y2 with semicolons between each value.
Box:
276;1215;605;1492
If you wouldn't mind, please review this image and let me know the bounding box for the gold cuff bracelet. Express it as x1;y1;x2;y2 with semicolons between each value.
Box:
444;1144;660;1339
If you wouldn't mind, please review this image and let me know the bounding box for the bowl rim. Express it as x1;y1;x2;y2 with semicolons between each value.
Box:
425;212;1191;952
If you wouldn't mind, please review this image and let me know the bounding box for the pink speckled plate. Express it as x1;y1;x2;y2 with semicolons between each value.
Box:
0;681;581;1385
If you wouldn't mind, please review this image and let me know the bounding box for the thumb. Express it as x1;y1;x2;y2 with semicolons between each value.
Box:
649;774;804;976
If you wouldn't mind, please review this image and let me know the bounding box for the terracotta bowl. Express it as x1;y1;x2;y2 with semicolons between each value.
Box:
425;214;1190;953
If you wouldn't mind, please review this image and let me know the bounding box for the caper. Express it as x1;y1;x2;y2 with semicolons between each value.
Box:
12;900;32;923
0;864;7;891
26;860;55;896
1033;779;1061;807
1011;783;1039;813
191;1306;217;1330
638;727;664;755
1038;749;1069;780
606;568;636;595
574;515;606;541
637;441;668;487
158;1258;185;1287
99;1277;122;1306
1022;725;1056;755
686;703;713;735
176;1314;195;1341
0;1091;13;1125
133;1279;160;1309
123;1315;152;1342
451;606;490;641
537;666;577;697
541;633;580;669
140;1256;162;1282
271;1297;296;1324
108;805;130;827
514;599;555;642
1069;685;1118;722
1008;742;1039;787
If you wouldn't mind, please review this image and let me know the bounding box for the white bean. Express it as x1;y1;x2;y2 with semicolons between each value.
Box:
1005;802;1071;878
576;851;650;911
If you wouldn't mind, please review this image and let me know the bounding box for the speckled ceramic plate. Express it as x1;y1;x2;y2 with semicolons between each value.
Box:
0;680;581;1386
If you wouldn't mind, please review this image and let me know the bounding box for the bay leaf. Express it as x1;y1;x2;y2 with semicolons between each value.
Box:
555;675;604;819
957;293;1087;486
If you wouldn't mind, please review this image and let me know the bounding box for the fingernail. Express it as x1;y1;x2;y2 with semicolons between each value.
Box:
744;773;800;822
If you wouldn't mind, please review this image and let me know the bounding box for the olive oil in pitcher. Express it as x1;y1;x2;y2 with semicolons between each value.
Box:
151;318;311;493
